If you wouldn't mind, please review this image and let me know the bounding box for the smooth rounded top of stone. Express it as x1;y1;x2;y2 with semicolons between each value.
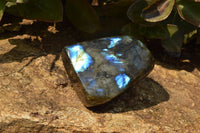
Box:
62;36;155;107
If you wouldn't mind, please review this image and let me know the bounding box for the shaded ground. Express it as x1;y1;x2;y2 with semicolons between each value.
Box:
0;18;200;132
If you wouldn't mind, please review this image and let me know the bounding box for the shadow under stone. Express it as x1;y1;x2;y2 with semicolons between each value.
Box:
90;77;169;113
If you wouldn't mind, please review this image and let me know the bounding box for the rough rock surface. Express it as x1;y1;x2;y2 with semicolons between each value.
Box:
0;20;200;132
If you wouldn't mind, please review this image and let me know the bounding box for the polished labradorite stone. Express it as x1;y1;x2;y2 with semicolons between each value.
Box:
62;36;154;107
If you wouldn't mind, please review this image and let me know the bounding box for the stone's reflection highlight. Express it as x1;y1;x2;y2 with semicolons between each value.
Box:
101;52;123;64
102;48;108;52
96;88;105;96
62;36;154;107
115;74;130;89
66;44;93;73
108;37;122;48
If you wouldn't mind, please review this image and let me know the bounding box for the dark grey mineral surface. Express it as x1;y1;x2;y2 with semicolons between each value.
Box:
62;36;154;107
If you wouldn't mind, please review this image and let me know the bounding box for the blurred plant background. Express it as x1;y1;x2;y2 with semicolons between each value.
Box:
0;0;199;60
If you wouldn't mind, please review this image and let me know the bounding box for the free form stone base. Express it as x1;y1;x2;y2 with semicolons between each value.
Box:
62;36;154;107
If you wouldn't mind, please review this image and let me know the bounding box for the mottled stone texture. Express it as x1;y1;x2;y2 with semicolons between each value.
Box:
62;36;154;107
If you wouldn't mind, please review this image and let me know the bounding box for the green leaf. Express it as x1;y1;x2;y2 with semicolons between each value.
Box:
5;2;16;7
177;20;197;34
65;0;100;33
127;0;156;25
168;24;178;37
177;0;200;27
143;25;170;39
121;23;143;40
187;0;200;2
161;24;184;57
184;29;197;44
161;9;197;34
141;0;175;22
0;0;6;21
6;0;63;22
121;23;169;39
6;0;29;3
5;2;21;16
94;0;134;18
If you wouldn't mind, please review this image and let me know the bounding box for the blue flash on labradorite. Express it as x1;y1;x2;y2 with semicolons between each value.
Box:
101;52;123;64
115;74;130;89
62;36;154;107
108;37;122;48
66;44;93;73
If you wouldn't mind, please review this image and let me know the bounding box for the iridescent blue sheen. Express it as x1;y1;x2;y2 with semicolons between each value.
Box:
96;88;104;96
104;54;122;64
101;51;124;71
119;68;125;72
102;48;108;52
115;74;130;89
116;53;123;56
62;36;154;107
66;44;93;73
108;37;122;48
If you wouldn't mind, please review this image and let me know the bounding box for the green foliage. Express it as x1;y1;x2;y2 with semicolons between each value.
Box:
126;0;200;57
177;0;200;27
65;0;100;33
0;0;199;57
161;24;184;57
5;0;63;22
6;0;29;3
0;0;6;20
122;23;170;39
141;0;175;22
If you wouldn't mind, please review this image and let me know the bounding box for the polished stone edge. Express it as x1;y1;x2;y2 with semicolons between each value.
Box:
62;49;111;107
